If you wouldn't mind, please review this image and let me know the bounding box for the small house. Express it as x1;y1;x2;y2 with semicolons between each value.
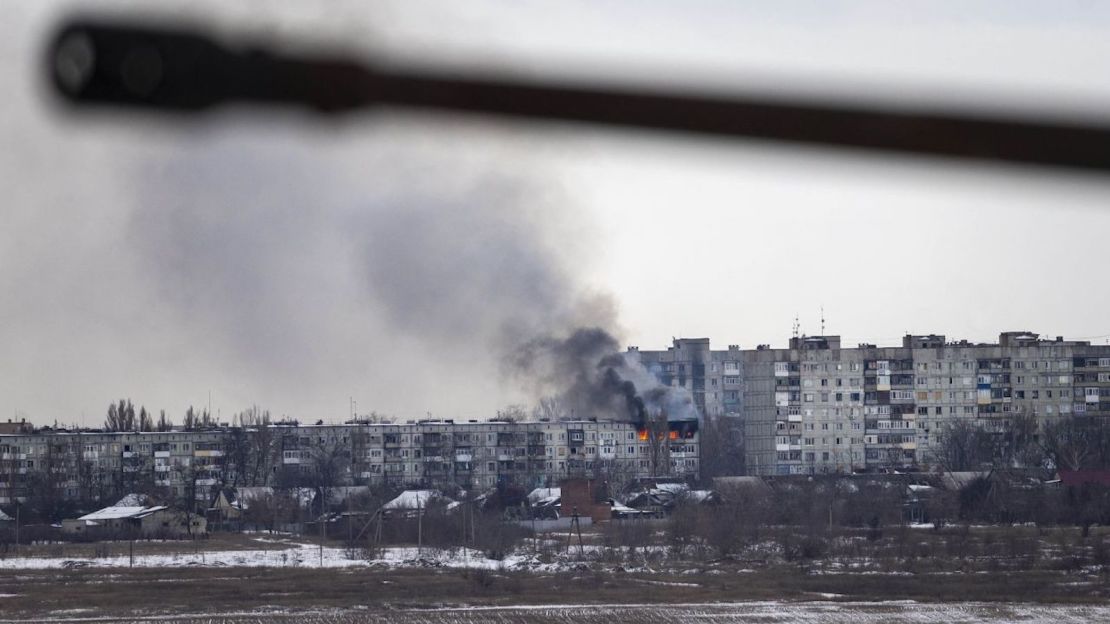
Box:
62;505;206;538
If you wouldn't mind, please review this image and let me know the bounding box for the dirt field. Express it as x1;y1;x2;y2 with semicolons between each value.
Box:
1;601;1110;623
1;564;1109;621
2;525;1109;621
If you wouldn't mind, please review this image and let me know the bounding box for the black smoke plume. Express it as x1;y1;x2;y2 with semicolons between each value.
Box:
509;327;696;424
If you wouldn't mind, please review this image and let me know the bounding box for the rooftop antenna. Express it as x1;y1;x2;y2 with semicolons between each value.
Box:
820;306;826;336
792;314;800;339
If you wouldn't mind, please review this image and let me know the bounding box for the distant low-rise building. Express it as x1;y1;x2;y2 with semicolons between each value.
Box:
0;418;700;508
62;504;206;538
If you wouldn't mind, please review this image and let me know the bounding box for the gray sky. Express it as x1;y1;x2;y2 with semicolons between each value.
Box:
4;1;1110;426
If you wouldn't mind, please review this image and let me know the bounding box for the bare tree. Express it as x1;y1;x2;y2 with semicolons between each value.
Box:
138;407;153;432
104;399;138;432
532;396;570;421
644;411;671;477
233;407;276;486
698;414;745;480
173;460;202;536
156;410;173;432
493;405;528;423
1042;417;1110;471
309;437;351;515
932;419;989;472
183;406;214;431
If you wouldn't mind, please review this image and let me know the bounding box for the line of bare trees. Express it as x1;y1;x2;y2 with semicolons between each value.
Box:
102;399;217;432
932;411;1110;473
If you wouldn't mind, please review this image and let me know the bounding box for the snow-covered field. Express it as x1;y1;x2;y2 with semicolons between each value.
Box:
0;538;554;571
0;602;1109;623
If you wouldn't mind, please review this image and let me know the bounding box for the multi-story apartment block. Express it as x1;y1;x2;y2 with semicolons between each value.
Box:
0;419;700;508
632;331;1110;476
743;331;1110;475
629;338;745;418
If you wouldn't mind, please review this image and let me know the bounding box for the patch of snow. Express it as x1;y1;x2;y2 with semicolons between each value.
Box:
113;493;149;507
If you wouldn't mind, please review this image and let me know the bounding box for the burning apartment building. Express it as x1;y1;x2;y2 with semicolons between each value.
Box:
0;418;699;510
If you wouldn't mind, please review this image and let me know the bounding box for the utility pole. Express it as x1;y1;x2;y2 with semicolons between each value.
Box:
416;496;423;556
319;500;325;568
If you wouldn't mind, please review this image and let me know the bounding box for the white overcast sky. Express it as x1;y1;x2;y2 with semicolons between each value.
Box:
4;1;1110;426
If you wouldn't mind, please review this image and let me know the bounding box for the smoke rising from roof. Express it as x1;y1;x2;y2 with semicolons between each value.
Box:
122;124;693;422
509;327;697;423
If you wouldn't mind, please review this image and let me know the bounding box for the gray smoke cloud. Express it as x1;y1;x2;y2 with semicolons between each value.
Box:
509;327;696;423
122;121;692;423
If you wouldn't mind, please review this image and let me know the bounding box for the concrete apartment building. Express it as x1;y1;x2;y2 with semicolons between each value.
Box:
627;338;745;418
634;332;1110;476
0;419;700;507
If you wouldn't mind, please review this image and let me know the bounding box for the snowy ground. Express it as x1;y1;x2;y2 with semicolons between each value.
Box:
0;537;558;571
0;601;1109;623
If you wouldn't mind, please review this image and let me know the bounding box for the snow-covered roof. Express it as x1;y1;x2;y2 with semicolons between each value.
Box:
654;483;689;495
713;476;767;488
683;490;715;504
610;501;645;515
233;487;315;508
527;487;560;505
77;505;168;522
321;486;370;506
381;490;460;513
114;493;150;507
383;490;439;510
